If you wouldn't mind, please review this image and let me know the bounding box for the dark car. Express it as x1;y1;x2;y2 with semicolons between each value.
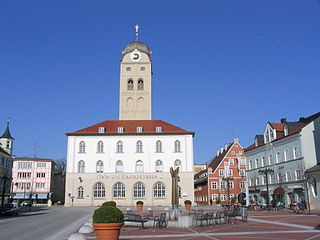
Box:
1;204;19;216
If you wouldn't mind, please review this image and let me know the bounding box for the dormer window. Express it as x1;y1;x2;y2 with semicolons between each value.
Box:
156;127;162;133
126;67;131;71
118;127;124;133
284;125;288;136
98;127;105;133
264;124;276;143
137;127;143;133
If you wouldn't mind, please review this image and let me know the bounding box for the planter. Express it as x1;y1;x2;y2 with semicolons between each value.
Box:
136;204;143;211
185;203;191;211
93;223;123;240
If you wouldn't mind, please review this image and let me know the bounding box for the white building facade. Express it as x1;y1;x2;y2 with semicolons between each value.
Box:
65;27;195;207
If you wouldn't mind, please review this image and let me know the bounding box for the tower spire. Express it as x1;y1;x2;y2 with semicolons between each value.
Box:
135;24;139;41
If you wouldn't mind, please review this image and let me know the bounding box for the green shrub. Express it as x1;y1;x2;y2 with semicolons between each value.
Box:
93;206;124;224
184;200;192;205
216;199;221;205
102;201;117;207
136;200;144;205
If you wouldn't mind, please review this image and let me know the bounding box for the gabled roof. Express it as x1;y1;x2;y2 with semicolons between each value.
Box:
14;157;54;162
67;120;194;136
208;144;233;172
245;112;320;152
0;123;14;140
269;123;285;132
0;146;11;156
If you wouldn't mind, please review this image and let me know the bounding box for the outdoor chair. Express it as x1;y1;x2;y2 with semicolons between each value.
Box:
195;212;209;227
153;213;168;228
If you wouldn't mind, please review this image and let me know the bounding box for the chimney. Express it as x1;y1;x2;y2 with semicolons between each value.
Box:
224;144;228;150
216;150;220;156
220;147;224;154
280;118;287;123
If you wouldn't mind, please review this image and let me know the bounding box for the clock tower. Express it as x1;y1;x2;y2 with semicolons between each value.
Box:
119;25;152;120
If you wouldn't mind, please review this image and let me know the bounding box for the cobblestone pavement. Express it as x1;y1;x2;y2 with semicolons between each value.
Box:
84;211;320;240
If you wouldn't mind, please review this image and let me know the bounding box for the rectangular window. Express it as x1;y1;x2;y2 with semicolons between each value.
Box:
249;161;253;170
262;176;266;184
228;181;234;189
284;149;289;161
229;159;234;165
269;154;273;165
255;159;259;168
286;171;291;182
219;169;224;176
249;178;254;187
98;127;105;133
240;181;246;189
229;194;234;200
136;127;143;133
220;194;226;201
211;182;217;189
220;181;226;189
295;170;301;180
239;169;245;176
18;162;32;169
117;127;124;133
261;157;266;167
277;173;282;183
256;177;259;185
156;127;162;133
229;170;233;176
212;194;218;201
293;147;299;159
37;162;46;168
276;152;281;163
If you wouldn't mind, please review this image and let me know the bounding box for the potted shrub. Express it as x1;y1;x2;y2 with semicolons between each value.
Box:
92;206;124;240
231;197;237;205
136;200;144;211
102;201;117;207
184;200;192;211
216;198;221;206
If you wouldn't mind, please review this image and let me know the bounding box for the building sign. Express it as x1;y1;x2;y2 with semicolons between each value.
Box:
97;174;159;180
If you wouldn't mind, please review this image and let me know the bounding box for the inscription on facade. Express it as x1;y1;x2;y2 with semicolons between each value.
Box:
97;174;159;180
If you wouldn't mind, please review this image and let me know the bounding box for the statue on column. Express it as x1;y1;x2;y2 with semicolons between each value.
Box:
170;167;181;220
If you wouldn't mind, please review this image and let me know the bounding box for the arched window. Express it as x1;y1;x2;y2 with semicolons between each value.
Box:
136;141;143;153
153;182;165;198
133;182;145;198
78;186;84;198
117;141;123;153
135;160;144;172
79;141;86;153
156;140;162;152
174;159;181;170
138;79;144;90
97;141;104;153
174;140;181;152
93;182;105;198
115;160;124;172
78;160;85;173
127;79;133;90
126;67;131;71
113;182;125;198
96;160;104;173
155;160;163;172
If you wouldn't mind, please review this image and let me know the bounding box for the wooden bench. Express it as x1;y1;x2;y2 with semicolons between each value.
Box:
123;214;148;229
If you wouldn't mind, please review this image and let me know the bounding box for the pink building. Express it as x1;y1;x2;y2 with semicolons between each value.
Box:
12;157;55;203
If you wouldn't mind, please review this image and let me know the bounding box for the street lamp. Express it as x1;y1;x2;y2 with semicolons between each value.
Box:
258;168;274;211
222;177;234;207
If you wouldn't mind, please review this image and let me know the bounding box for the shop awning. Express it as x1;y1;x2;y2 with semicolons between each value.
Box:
260;191;268;195
274;188;285;195
294;188;304;192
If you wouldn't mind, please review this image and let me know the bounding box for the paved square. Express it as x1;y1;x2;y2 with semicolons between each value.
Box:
84;211;320;240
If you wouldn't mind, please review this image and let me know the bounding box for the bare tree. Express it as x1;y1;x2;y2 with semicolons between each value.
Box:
54;158;66;174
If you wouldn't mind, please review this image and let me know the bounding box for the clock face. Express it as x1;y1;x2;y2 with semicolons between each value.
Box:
130;50;142;62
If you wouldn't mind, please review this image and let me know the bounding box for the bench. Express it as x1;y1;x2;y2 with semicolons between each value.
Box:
123;214;148;229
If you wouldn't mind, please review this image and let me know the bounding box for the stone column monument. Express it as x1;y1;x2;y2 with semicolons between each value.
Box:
170;167;181;220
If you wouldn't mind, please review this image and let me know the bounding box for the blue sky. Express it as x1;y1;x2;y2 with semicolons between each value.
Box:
1;0;319;163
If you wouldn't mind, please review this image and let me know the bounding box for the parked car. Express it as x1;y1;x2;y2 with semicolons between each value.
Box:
21;201;32;207
1;204;19;216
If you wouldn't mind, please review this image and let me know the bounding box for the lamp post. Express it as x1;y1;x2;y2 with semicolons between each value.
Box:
222;177;233;207
258;168;274;211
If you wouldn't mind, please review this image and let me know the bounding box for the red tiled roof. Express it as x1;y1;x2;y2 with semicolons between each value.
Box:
67;120;194;136
269;123;285;132
245;112;320;152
